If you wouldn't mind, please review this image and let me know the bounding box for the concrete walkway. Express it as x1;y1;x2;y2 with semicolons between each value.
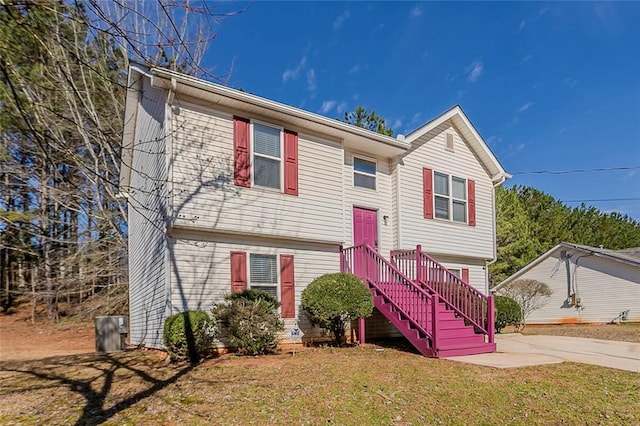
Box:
448;334;640;372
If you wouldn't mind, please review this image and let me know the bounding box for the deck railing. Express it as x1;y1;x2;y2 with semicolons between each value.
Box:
390;245;494;343
341;244;440;348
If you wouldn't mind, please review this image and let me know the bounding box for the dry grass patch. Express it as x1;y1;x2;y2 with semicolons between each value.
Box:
522;322;640;343
1;346;638;425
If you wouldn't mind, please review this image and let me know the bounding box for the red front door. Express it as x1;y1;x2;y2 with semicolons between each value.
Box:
353;207;378;249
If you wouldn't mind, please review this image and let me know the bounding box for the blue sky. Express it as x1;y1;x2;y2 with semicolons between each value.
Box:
204;2;640;220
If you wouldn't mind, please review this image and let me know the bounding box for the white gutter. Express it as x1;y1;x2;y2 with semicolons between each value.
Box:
396;156;403;249
149;67;410;152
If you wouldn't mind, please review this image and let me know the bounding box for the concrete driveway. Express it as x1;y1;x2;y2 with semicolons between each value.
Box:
448;334;640;372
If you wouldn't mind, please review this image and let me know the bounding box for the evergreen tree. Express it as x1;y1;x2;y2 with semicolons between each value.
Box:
343;106;394;136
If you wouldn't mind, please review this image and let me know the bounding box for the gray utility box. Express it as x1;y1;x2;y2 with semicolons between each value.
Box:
95;315;128;353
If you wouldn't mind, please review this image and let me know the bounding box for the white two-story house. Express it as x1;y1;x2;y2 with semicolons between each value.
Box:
120;65;510;357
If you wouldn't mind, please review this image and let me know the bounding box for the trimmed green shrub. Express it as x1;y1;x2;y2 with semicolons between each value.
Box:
213;289;284;356
301;272;374;346
224;288;280;310
494;295;523;333
163;310;217;363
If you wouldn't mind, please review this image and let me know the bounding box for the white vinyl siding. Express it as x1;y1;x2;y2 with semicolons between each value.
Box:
432;255;488;293
343;152;394;256
127;78;169;349
171;101;343;243
168;231;341;341
399;122;495;260
498;249;640;324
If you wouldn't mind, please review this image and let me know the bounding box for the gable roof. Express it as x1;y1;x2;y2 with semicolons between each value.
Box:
493;242;640;291
404;105;511;184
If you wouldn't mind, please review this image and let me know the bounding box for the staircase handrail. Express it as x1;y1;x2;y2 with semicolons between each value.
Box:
390;246;494;340
341;244;439;347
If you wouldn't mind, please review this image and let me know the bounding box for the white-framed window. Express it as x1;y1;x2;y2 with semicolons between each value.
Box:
448;268;461;278
353;156;376;189
253;122;282;189
249;253;278;300
434;172;467;223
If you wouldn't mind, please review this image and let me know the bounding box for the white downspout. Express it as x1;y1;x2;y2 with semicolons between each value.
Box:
396;154;403;249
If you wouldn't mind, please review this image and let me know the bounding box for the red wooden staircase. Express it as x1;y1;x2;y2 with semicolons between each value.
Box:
340;244;495;358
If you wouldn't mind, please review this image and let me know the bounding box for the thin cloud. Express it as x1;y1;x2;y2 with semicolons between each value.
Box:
307;69;316;92
336;102;348;114
519;20;526;30
410;6;423;17
282;56;307;82
520;54;532;64
333;10;350;30
486;135;503;146
518;102;534;112
466;61;484;82
348;64;361;74
504;143;526;158
320;100;337;114
392;118;403;130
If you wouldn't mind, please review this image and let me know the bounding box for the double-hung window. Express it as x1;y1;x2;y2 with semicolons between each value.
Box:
249;254;278;300
434;172;467;223
353;157;376;189
253;123;281;189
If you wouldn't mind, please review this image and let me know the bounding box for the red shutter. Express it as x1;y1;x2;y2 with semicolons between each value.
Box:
230;251;247;293
280;255;295;318
233;116;251;187
284;130;299;196
468;179;476;227
462;268;469;284
423;168;434;219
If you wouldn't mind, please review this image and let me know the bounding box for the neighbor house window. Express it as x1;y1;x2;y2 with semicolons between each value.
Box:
253;123;281;189
249;254;278;300
353;157;376;189
434;172;467;223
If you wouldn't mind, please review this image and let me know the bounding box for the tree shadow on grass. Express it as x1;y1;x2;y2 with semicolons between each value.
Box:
0;351;219;425
366;337;422;355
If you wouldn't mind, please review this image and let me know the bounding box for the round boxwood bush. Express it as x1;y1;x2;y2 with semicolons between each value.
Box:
494;295;523;333
163;310;217;363
301;272;374;346
213;289;284;356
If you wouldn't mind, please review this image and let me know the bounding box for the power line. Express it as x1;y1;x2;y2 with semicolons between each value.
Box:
513;166;640;175
562;198;640;203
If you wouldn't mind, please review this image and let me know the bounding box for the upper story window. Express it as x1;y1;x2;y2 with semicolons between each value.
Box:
249;253;278;300
434;172;467;223
253;123;281;189
353;157;376;189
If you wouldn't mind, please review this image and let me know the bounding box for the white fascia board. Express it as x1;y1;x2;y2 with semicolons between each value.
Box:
120;65;151;191
149;67;411;155
405;105;512;182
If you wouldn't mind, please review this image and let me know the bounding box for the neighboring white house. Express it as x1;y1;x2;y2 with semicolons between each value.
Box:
494;242;640;324
120;65;510;349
